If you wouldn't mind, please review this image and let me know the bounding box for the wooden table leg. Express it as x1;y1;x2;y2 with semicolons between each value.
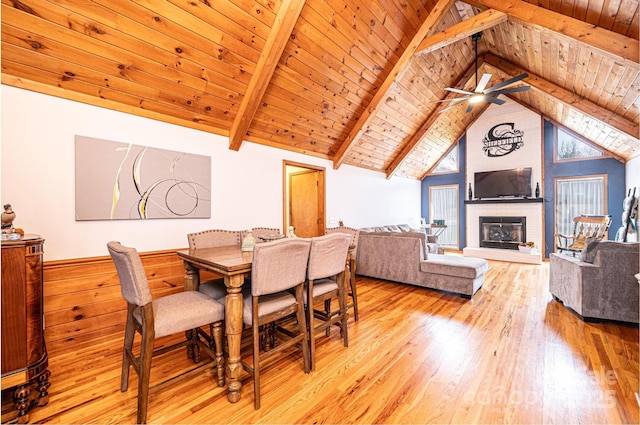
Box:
224;274;244;403
183;261;200;360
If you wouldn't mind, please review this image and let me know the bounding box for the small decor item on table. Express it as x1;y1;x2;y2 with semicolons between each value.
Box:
535;182;540;198
287;226;297;238
241;229;256;251
1;204;21;241
468;183;473;200
518;241;537;254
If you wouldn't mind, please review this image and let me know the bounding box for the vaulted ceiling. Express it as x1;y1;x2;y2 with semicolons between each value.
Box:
2;0;638;179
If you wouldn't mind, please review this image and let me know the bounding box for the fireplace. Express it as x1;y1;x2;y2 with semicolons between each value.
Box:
479;216;526;250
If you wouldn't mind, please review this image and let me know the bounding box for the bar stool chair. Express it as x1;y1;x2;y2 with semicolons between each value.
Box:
107;242;225;424
187;229;242;301
306;233;351;370
240;238;311;409
325;226;360;320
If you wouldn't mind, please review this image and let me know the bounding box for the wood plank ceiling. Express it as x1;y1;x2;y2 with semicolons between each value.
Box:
2;0;638;180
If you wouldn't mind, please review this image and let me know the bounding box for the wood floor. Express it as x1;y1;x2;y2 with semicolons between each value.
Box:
25;259;639;424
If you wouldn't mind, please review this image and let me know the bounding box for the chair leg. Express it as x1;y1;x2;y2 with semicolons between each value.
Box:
338;276;349;348
350;266;359;321
295;297;311;374
137;323;155;424
121;305;136;392
252;318;261;410
324;299;332;337
211;321;225;387
306;282;316;371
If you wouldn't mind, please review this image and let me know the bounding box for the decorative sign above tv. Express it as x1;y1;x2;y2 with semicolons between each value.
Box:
75;136;211;221
481;123;524;157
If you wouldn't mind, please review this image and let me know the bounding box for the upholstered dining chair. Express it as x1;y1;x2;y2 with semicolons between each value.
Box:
187;229;242;301
240;238;311;409
325;226;360;321
306;233;351;370
107;242;225;424
246;227;283;242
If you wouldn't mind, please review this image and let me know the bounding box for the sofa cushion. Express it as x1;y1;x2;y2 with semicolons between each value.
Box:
385;225;402;232
397;224;412;232
579;238;599;263
420;255;489;279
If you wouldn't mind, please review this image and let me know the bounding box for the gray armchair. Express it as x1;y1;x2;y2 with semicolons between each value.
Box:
549;240;639;323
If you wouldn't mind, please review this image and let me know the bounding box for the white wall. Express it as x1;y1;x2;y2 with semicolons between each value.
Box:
1;86;420;260
465;99;543;250
626;155;640;192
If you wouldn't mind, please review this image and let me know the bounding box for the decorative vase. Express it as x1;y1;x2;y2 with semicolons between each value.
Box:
287;226;297;238
241;229;256;251
468;183;473;200
535;182;540;198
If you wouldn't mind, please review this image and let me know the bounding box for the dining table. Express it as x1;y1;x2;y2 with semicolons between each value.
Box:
176;245;252;403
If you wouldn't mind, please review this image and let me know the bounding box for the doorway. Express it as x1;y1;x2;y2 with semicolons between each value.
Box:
283;161;325;238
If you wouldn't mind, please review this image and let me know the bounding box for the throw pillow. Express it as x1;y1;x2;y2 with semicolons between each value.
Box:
579;238;599;263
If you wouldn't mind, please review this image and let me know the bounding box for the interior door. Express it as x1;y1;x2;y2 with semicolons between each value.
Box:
289;170;323;237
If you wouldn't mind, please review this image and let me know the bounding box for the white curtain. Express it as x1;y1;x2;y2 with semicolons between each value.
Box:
555;177;605;237
430;185;458;248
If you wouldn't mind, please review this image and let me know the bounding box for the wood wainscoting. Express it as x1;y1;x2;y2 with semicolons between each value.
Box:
43;249;220;357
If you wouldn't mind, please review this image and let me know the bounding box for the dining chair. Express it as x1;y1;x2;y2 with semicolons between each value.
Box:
325;226;360;321
187;229;242;301
246;227;283;242
240;237;311;409
306;233;351;370
107;242;225;424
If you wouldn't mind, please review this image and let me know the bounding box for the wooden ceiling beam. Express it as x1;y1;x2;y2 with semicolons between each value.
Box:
414;9;507;56
464;0;639;64
228;0;306;151
331;0;457;170
484;53;639;140
385;58;483;179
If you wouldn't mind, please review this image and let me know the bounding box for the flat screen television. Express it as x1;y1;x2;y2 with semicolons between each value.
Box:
474;168;532;199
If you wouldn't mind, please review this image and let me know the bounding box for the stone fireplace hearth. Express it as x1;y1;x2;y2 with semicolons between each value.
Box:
463;201;542;264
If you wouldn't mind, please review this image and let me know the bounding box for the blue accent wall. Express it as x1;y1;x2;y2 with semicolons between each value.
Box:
421;135;467;248
542;120;625;258
421;120;626;257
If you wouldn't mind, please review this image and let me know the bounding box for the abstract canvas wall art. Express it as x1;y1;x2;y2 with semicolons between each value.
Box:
75;136;211;220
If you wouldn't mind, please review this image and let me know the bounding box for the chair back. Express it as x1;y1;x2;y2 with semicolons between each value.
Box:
188;229;241;249
248;227;282;242
573;215;611;240
308;233;351;280
325;226;359;256
251;238;311;296
107;241;152;307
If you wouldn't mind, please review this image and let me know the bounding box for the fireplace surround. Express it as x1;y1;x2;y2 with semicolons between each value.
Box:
479;216;526;250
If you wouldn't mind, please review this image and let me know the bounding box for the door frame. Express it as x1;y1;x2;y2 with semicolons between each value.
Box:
282;160;326;236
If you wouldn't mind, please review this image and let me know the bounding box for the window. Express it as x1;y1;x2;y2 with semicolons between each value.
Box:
554;175;607;243
555;127;604;161
430;144;458;174
429;185;459;248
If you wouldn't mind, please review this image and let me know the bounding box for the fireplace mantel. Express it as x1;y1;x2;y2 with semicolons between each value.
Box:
464;198;543;204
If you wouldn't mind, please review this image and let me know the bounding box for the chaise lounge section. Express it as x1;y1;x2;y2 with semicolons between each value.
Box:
356;226;489;298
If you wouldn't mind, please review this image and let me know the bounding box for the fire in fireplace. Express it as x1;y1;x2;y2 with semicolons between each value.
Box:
479;216;526;250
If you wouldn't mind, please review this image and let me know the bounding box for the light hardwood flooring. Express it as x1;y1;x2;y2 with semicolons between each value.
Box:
25;259;639;424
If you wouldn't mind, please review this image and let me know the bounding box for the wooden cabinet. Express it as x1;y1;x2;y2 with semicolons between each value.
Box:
1;235;50;424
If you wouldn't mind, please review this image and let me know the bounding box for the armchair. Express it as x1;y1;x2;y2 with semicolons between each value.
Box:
549;240;639;323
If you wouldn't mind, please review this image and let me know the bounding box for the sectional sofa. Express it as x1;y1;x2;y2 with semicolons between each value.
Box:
356;224;489;298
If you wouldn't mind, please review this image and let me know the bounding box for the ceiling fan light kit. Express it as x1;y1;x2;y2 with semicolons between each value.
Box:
437;32;531;112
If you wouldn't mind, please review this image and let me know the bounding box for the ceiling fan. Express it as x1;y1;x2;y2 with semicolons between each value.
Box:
435;32;530;113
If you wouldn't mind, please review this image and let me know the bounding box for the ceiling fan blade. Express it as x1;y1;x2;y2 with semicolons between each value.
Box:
466;103;475;113
430;96;470;104
475;73;492;93
489;86;531;95
484;95;506;105
439;101;467;113
484;73;529;93
445;87;474;96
